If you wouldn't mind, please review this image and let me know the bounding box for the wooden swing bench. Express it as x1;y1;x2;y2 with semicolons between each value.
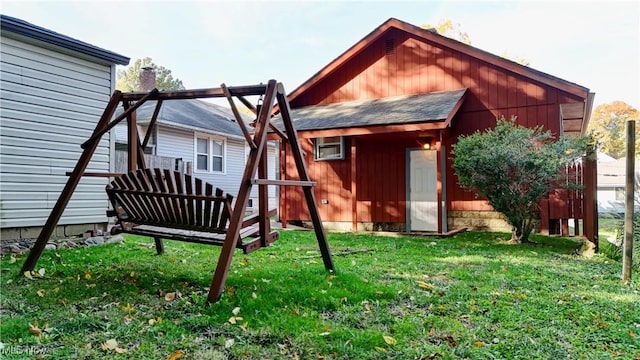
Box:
22;80;334;303
106;168;278;255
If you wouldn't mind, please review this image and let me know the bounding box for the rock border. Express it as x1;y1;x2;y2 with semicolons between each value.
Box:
0;234;125;256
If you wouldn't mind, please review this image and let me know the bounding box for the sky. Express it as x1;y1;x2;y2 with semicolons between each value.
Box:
2;0;639;109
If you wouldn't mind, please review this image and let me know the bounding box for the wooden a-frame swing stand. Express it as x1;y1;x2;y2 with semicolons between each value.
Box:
21;80;334;303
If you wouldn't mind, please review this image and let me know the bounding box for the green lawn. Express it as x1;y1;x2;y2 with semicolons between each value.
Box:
1;230;638;359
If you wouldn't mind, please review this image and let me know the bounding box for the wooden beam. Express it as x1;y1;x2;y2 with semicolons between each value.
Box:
120;84;268;101
22;91;123;272
221;83;256;149
258;139;270;247
236;95;257;114
126;101;138;172
279;142;288;228
250;179;316;186
207;80;279;303
351;137;357;232
82;89;158;149
276;82;334;272
622;120;636;282
582;144;598;248
66;172;124;177
269;123;288;141
142;99;163;149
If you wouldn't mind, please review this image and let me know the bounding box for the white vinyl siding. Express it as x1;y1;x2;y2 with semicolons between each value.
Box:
0;35;115;228
156;125;277;209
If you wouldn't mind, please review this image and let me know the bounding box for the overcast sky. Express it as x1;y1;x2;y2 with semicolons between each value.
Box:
3;1;639;109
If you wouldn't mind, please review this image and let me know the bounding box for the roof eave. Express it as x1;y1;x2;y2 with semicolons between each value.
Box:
149;119;247;141
0;14;129;65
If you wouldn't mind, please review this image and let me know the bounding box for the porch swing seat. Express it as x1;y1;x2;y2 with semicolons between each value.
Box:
106;168;277;254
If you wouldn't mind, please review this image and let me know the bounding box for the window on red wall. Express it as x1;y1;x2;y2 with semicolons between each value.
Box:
314;136;345;161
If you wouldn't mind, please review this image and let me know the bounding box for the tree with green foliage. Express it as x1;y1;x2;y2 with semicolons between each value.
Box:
421;19;471;44
451;116;589;244
116;57;185;92
587;101;640;159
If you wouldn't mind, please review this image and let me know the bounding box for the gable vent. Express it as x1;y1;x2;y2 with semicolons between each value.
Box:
385;39;395;55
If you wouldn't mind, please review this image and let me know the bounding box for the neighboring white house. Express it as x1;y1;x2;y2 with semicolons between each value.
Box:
597;152;640;214
114;98;279;212
0;15;129;240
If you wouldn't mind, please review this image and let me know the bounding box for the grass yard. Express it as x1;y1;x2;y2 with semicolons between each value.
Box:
0;230;638;359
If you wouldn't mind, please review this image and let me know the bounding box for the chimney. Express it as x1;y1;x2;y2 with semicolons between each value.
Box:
139;66;156;92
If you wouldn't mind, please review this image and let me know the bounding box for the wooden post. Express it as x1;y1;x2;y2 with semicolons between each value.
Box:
126;101;138;172
622;120;635;282
22;91;123;272
207;80;278;303
258;136;271;247
582;144;598;250
279;142;288;228
351;137;357;232
276;83;334;272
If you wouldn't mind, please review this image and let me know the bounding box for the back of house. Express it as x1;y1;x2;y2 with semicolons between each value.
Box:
276;18;595;239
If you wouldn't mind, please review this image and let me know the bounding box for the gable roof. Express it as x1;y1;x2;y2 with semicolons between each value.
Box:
274;89;466;136
288;17;590;104
119;99;249;139
0;14;129;65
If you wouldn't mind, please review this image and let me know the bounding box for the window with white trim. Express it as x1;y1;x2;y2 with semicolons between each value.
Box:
194;134;225;173
314;136;345;161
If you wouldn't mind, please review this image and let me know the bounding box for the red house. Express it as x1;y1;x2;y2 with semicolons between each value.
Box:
275;18;596;241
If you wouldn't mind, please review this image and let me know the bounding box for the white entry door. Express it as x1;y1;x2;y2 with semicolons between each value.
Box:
409;150;438;231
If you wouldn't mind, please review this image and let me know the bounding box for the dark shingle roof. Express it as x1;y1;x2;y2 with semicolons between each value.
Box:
0;14;129;65
275;89;467;131
125;99;248;138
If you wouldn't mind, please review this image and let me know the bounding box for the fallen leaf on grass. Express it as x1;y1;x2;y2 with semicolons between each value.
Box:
228;316;243;325
224;338;235;348
165;292;176;301
28;320;51;337
375;347;387;352
383;335;397;346
84;271;91;280
101;338;127;353
23;271;33;280
167;349;184;360
417;281;435;290
473;341;485;347
232;307;241;316
122;303;135;313
36;289;45;297
628;330;637;339
29;322;42;336
9;255;17;264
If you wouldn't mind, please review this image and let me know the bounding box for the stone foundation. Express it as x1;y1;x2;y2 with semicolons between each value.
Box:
0;223;109;242
290;212;542;235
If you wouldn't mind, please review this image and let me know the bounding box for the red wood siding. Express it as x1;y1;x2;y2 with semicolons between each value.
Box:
285;28;587;219
282;136;412;224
